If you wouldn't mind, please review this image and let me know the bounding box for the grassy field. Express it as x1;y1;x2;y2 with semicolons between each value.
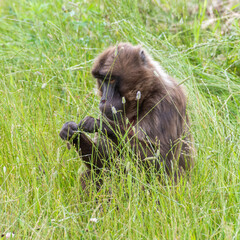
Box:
0;0;240;239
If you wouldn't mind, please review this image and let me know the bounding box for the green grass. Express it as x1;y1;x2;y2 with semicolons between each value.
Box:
0;0;240;239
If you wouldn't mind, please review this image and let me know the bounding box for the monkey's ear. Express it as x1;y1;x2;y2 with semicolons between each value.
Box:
140;50;146;64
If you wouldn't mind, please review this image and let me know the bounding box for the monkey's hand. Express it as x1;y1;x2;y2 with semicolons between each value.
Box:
59;121;79;141
78;116;97;133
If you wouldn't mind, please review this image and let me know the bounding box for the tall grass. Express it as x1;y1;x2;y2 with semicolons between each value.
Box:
0;0;239;239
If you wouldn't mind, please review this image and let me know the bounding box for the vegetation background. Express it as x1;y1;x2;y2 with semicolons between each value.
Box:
0;0;239;239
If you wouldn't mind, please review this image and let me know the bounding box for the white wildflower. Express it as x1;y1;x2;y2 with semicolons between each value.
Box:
136;91;141;100
69;10;75;17
93;87;98;95
111;106;117;114
34;71;42;75
41;83;47;89
122;96;126;104
47;34;53;39
6;232;15;238
90;218;98;223
126;161;131;172
3;166;6;174
132;126;136;133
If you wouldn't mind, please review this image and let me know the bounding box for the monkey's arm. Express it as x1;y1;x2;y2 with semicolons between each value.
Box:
78;116;127;144
77;116;169;172
59;121;108;170
79;116;158;160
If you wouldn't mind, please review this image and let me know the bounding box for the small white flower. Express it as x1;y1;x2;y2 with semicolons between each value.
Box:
153;70;159;77
93;87;98;95
41;83;47;89
90;218;98;223
122;96;126;104
69;10;75;17
111;106;117;114
132;126;136;133
34;71;42;75
136;91;141;100
6;232;15;238
126;161;131;172
47;34;53;39
3;166;6;174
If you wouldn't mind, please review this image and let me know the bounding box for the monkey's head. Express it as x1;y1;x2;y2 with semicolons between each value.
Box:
91;43;158;122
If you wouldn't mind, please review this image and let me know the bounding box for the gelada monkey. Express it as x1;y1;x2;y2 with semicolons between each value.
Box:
60;43;194;188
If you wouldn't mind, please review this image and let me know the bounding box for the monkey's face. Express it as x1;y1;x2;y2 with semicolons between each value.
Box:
96;76;123;121
91;43;149;122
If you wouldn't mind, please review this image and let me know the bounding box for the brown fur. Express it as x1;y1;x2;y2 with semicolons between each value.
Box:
60;43;194;188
